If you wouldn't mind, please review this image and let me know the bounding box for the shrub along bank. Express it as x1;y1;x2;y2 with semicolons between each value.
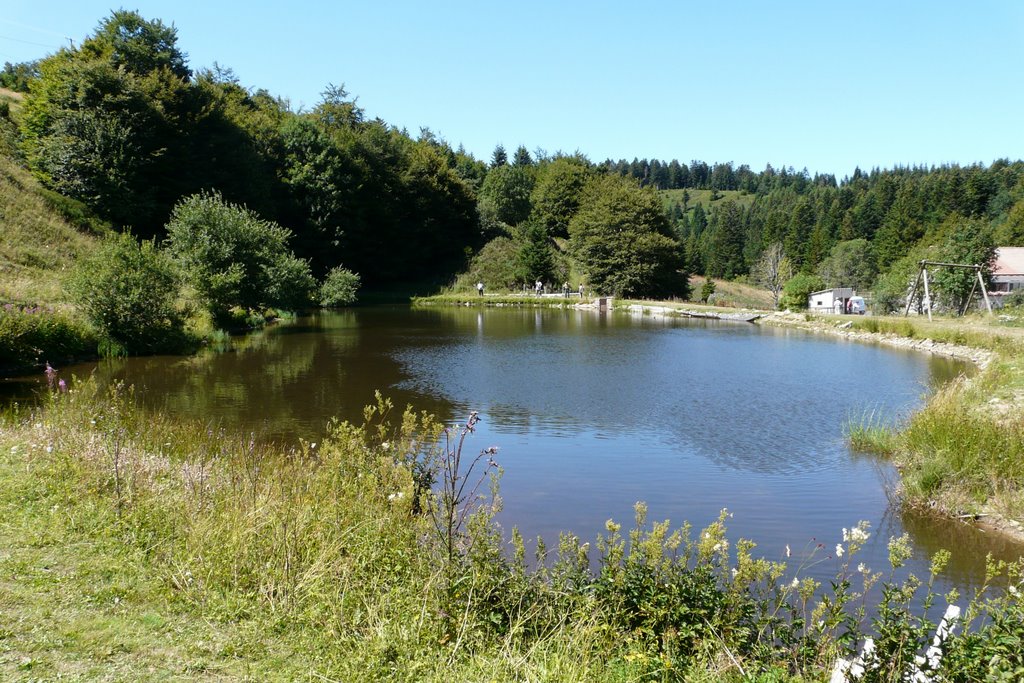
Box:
1;376;1022;681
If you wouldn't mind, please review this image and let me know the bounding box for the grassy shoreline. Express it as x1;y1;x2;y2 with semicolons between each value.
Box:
3;378;1024;680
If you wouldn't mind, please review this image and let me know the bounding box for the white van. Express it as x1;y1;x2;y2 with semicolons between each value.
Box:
849;296;866;315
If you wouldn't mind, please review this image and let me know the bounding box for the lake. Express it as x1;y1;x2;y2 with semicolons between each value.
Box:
6;305;1021;594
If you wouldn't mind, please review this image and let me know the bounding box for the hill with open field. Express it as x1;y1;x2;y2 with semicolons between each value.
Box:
0;90;102;305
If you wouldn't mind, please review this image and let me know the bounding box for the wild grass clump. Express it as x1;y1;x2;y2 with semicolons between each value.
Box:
849;317;918;339
895;380;1024;509
0;304;96;371
846;409;899;455
3;377;1024;680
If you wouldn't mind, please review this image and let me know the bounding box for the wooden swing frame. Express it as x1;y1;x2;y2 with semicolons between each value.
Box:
903;260;993;321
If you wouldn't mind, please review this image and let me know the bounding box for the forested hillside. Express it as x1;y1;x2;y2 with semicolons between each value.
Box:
5;11;480;290
3;9;1024;312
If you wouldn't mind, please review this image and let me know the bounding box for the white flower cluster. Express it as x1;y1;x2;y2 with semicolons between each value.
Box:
842;526;870;543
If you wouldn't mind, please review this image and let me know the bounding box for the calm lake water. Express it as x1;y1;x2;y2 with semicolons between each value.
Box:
7;305;1022;595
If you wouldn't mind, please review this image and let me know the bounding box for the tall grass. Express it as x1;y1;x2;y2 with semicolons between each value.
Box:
3;377;1024;680
896;378;1024;512
0;304;97;371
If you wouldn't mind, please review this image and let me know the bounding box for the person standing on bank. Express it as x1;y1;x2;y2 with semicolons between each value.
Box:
477;281;484;296
578;283;585;299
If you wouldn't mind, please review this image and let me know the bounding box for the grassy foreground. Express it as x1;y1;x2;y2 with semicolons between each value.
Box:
2;378;1024;681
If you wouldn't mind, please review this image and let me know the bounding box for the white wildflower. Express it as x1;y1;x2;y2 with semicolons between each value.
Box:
849;527;870;543
835;544;844;558
858;563;868;573
842;528;849;542
1009;585;1020;597
791;577;800;589
46;445;53;453
731;568;738;578
387;491;404;502
310;442;317;450
381;441;390;451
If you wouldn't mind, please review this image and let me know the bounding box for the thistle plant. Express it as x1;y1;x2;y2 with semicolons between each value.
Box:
430;411;500;567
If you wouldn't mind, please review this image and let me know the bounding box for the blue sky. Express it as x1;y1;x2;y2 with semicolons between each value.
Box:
3;1;1023;177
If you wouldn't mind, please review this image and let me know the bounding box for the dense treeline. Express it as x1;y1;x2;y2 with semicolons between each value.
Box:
598;157;838;193
6;11;480;289
4;10;1024;311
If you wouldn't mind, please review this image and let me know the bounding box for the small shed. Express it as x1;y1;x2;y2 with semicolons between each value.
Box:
809;288;853;313
990;247;1024;298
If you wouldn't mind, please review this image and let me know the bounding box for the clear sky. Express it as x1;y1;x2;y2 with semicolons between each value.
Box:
3;1;1023;177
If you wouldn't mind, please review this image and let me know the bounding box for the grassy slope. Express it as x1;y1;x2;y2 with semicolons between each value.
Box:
660;188;756;213
0;92;100;306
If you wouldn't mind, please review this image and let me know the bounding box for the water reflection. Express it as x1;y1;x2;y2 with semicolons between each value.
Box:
4;305;1020;596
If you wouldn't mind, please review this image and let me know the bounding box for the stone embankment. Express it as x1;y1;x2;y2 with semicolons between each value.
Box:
759;311;994;368
622;303;761;323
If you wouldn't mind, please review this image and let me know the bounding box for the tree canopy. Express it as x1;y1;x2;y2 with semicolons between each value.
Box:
569;175;687;298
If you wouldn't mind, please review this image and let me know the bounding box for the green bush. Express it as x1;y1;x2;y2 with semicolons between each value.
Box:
780;273;825;310
700;279;716;303
68;232;187;354
166;191;315;325
0;305;97;370
320;266;361;307
1002;289;1024;309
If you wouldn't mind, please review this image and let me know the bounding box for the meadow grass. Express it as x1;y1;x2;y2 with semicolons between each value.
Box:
0;154;102;306
2;377;1023;681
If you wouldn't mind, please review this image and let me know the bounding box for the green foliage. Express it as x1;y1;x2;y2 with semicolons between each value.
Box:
779;273;825;310
994;199;1024;246
478;164;534;227
0;306;97;370
82;10;189;79
0;60;40;92
816;238;877;292
569;175;687;298
320;266;361;307
529;156;591;238
930;214;996;312
700;279;716;303
705;200;747;278
517;222;556;283
166;191;314;324
455;237;523;291
21;56;166;227
68;232;185;354
873;251;925;314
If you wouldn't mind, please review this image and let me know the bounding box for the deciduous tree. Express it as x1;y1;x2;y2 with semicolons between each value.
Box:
569;175;687;298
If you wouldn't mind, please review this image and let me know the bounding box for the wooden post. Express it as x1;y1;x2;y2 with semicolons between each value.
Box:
922;268;933;321
905;264;925;317
961;271;979;317
978;269;993;315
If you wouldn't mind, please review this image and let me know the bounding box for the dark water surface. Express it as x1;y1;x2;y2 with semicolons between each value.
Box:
7;306;1022;594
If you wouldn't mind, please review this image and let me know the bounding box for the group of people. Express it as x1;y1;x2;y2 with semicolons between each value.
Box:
474;281;587;298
